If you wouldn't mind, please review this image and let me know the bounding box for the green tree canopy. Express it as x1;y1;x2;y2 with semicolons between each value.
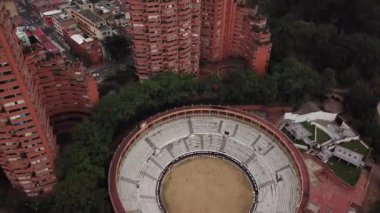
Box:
272;57;322;103
218;68;277;104
321;67;336;90
104;35;131;61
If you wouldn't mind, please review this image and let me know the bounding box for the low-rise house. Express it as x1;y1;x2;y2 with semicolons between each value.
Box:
53;13;76;36
63;27;104;66
70;9;113;40
41;9;62;26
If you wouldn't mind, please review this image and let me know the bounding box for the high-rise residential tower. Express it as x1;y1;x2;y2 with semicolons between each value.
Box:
126;0;271;77
0;6;98;196
231;5;272;75
127;0;201;79
200;1;271;74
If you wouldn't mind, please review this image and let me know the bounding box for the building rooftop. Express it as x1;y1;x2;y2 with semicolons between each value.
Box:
79;10;104;24
16;26;34;47
64;26;83;37
1;0;18;17
98;24;111;32
30;0;67;11
285;123;312;140
314;120;357;140
17;27;61;53
33;28;61;53
95;0;120;14
333;146;363;167
54;13;70;22
71;34;93;45
284;111;357;140
73;0;89;5
42;9;62;16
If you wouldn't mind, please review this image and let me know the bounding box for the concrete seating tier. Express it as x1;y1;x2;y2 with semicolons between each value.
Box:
116;116;302;213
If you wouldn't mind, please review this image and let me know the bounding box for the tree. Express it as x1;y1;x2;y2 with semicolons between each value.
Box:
218;68;277;104
46;119;112;212
219;69;251;103
32;72;202;212
314;24;338;46
253;75;278;104
321;67;336;89
346;81;380;157
199;74;222;97
370;76;380;99
142;72;198;109
339;67;360;86
104;35;130;61
272;57;322;104
269;15;338;66
347;81;377;118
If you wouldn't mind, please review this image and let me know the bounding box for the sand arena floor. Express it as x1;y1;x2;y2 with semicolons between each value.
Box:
160;156;254;213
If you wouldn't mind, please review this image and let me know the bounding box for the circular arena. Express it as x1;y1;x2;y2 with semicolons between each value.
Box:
109;106;309;213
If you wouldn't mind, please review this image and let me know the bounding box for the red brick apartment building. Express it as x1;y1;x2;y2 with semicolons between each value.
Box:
126;0;271;78
0;7;98;196
30;0;66;14
201;2;272;75
127;0;201;79
63;28;104;66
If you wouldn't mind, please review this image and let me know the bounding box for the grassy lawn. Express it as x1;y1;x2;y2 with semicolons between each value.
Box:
316;128;331;144
340;140;369;158
327;157;361;186
281;128;309;148
293;139;308;146
301;121;315;140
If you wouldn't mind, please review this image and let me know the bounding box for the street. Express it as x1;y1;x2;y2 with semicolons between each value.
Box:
89;55;134;83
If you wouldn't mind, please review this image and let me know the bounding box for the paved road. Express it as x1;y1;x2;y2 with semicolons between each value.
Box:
90;48;135;82
90;59;132;83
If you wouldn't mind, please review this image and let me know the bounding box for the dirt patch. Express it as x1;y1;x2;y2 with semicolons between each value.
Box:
160;156;254;213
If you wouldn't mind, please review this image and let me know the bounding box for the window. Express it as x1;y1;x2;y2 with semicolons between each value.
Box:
0;62;9;67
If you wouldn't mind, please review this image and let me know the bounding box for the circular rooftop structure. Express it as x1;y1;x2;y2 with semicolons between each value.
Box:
109;106;309;213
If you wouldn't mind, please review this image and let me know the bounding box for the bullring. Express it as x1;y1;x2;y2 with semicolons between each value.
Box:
109;106;309;212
